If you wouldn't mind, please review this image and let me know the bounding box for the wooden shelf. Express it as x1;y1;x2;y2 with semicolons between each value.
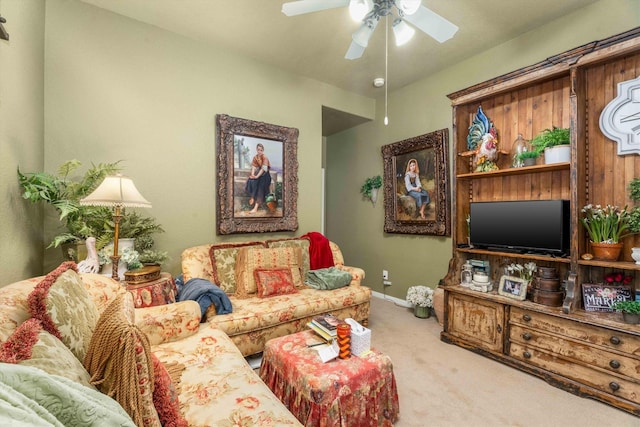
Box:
456;162;569;179
445;30;640;416
578;259;640;270
457;247;571;263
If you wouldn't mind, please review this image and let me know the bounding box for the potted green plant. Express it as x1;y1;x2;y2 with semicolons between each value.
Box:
613;300;640;324
530;127;570;164
360;175;382;206
580;204;630;260
516;150;539;167
18;160;165;264
18;160;122;251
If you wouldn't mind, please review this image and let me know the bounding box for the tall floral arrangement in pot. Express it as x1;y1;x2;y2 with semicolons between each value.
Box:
580;204;630;244
406;285;434;318
581;204;630;260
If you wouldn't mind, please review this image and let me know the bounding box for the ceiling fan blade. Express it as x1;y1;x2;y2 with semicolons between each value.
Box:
402;5;458;43
282;0;350;16
345;41;366;60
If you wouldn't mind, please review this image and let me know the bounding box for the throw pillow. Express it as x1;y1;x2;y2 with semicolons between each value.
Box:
234;246;303;298
84;295;160;427
0;318;94;388
151;353;187;427
27;261;99;362
254;268;299;298
266;238;311;276
208;242;266;294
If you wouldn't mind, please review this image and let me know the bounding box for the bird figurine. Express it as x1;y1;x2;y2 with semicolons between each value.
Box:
77;237;100;274
460;106;507;172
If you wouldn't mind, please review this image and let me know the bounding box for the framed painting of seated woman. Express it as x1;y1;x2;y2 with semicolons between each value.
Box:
381;129;451;236
216;114;299;234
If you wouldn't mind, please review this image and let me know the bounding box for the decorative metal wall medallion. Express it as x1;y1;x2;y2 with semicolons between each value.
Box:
600;76;640;155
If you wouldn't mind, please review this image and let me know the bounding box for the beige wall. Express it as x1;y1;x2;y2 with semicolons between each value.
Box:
1;0;638;291
0;0;45;284
326;0;640;301
39;0;374;274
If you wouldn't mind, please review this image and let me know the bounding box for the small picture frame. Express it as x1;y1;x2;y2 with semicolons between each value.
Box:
498;276;528;300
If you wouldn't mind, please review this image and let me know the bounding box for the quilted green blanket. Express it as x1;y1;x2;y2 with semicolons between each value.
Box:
305;267;352;290
0;363;135;426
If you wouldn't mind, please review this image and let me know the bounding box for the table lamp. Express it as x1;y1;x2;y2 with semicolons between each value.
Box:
80;174;151;280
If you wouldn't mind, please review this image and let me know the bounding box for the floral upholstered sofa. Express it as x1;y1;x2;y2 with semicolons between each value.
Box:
181;236;372;356
0;264;302;426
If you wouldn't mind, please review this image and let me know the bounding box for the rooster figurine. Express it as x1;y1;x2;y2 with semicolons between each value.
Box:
77;237;100;274
460;106;507;172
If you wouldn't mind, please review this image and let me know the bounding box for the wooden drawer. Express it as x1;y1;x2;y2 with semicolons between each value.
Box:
509;342;640;404
510;324;640;379
510;307;640;356
446;292;504;353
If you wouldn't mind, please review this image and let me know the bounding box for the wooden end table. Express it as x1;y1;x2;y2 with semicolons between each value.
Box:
259;329;399;426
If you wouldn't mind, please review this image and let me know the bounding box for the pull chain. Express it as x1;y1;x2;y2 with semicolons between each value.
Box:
384;14;389;126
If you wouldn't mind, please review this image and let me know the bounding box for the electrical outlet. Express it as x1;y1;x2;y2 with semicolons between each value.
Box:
383;280;392;286
382;270;389;280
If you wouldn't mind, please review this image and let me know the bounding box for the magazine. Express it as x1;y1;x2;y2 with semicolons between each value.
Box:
311;314;341;335
307;322;334;342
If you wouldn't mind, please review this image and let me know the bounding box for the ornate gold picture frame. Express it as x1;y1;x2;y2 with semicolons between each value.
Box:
382;129;451;235
216;114;298;234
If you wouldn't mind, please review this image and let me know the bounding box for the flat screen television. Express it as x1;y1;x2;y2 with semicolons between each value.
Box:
469;200;570;256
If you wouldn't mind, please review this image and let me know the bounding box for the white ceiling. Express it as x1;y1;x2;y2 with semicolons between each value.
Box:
78;0;601;133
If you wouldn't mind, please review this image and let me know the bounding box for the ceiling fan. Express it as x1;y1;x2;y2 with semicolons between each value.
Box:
281;0;458;59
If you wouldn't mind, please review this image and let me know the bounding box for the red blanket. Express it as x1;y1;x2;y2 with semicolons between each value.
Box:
302;232;335;270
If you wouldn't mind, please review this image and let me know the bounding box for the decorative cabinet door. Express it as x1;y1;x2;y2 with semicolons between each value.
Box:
446;292;505;353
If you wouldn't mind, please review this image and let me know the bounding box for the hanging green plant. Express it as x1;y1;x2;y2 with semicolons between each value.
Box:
360;175;382;200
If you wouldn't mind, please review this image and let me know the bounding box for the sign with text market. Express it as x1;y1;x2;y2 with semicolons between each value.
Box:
582;284;634;312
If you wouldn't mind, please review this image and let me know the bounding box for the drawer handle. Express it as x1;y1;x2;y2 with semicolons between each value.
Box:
497;325;502;333
609;382;620;392
610;336;621;345
522;332;532;341
523;351;531;359
609;360;621;369
522;314;531;322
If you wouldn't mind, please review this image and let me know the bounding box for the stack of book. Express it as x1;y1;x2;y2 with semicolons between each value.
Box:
307;313;340;342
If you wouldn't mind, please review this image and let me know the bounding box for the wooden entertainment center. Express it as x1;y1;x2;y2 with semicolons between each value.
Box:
441;28;640;416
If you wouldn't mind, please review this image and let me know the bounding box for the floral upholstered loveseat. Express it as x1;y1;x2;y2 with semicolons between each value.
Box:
0;264;302;426
181;236;372;356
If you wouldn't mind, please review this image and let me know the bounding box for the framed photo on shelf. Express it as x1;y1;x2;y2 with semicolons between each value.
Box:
381;129;451;236
215;114;299;235
498;276;528;301
581;283;634;312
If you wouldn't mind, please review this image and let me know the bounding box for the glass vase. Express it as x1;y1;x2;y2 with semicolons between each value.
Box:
511;134;530;168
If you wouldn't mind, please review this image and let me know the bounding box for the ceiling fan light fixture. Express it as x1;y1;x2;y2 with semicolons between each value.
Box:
392;19;415;46
397;0;421;16
352;19;378;47
348;0;372;22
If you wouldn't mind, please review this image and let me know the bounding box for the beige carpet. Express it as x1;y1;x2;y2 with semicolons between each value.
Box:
368;296;638;427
